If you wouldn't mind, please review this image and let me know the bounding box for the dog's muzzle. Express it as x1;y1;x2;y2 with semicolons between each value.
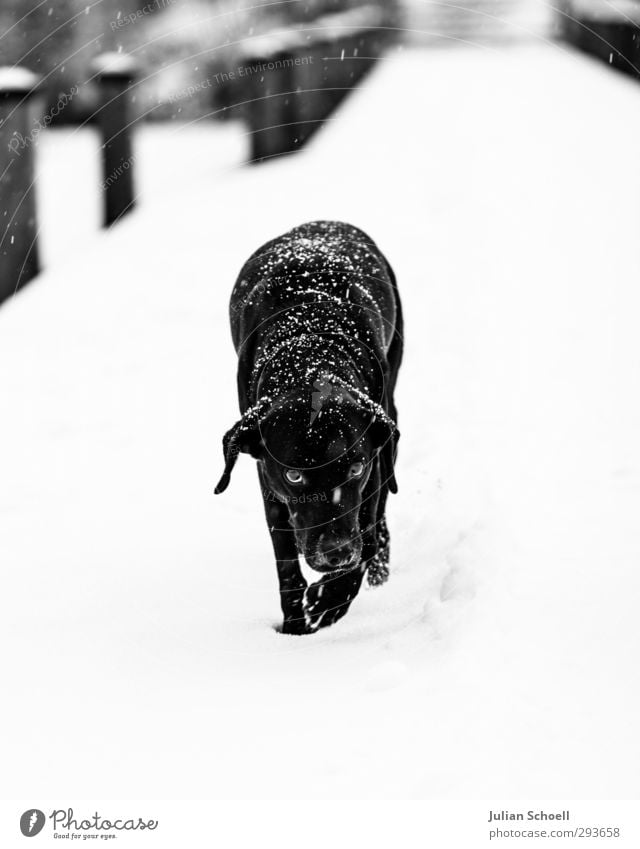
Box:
308;533;362;573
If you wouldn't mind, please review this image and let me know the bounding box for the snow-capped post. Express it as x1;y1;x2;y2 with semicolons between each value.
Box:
92;52;139;227
239;34;297;163
289;32;331;150
0;66;42;302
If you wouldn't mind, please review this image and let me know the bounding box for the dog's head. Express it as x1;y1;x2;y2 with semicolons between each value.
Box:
215;387;398;573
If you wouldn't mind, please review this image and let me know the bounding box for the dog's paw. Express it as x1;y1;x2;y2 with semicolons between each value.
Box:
278;617;309;636
302;568;364;631
302;582;330;632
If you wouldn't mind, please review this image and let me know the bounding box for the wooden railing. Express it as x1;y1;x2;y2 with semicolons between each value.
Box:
558;0;640;78
0;6;394;301
226;5;393;163
0;67;41;300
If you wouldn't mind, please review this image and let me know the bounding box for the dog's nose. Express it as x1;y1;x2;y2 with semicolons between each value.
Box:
318;537;356;570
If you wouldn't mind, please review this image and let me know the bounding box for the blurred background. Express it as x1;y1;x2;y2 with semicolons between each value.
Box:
1;0;402;123
0;0;638;274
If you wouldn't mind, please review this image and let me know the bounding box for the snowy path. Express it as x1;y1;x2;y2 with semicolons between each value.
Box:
1;43;639;800
35;122;246;271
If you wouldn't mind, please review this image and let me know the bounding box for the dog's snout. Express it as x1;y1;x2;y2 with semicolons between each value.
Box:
317;535;357;570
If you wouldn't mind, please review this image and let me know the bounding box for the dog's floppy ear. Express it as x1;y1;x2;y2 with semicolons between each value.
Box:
328;375;400;494
370;415;400;495
214;398;270;494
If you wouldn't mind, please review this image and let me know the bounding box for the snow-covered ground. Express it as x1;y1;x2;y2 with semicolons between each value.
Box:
35;122;247;270
1;42;640;801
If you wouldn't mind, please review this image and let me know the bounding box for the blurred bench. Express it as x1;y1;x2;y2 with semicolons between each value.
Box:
558;0;640;78
222;5;393;163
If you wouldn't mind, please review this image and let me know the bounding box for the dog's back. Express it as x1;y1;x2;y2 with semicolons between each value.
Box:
229;220;400;413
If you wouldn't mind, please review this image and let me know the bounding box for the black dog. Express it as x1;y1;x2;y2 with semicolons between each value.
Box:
215;221;403;634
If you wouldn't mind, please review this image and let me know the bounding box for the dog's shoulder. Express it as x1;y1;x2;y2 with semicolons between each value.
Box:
229;220;396;362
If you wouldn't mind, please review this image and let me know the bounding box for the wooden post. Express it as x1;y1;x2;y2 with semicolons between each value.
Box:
560;1;640;79
240;35;298;163
92;53;138;227
291;36;333;150
0;67;41;302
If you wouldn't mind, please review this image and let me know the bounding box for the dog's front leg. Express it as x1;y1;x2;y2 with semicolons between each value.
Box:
362;458;390;587
302;462;383;632
258;467;308;634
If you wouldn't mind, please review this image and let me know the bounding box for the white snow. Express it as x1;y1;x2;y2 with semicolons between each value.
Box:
90;52;139;77
0;66;40;92
34;122;247;270
1;43;640;800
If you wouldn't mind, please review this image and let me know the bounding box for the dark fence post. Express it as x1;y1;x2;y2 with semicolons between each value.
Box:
291;35;333;150
92;52;139;227
559;0;640;79
0;67;42;302
240;35;298;163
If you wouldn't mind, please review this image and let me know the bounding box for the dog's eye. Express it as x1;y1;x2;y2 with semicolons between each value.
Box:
284;469;303;484
349;461;365;478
